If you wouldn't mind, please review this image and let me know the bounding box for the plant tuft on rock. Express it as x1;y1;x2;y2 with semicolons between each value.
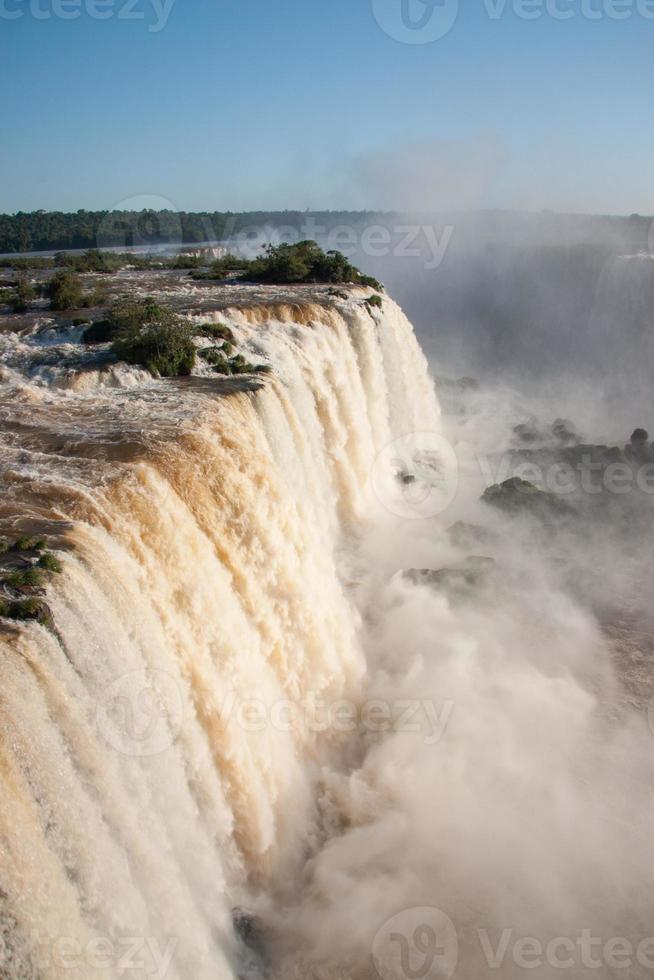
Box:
37;553;62;573
7;568;44;588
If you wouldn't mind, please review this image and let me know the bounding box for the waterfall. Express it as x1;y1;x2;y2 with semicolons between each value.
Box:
4;288;654;980
0;293;440;979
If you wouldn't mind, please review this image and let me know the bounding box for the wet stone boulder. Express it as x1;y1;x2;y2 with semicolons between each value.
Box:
232;907;269;977
625;428;654;463
482;477;575;520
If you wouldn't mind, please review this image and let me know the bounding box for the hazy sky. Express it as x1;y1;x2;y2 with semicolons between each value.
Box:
2;0;653;215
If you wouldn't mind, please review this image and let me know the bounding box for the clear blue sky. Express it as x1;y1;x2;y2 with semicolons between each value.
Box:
1;0;652;214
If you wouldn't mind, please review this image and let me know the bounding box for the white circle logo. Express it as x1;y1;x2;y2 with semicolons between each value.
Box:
95;668;184;757
96;194;182;253
372;906;458;980
371;431;459;519
372;0;459;44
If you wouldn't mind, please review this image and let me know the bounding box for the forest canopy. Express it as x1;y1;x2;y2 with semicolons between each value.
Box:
0;209;380;254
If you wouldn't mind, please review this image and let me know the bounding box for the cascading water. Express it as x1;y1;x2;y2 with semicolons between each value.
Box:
2;285;654;980
0;290;440;979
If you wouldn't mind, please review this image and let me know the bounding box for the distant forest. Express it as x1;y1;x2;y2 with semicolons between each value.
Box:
0;210;379;254
0;208;651;255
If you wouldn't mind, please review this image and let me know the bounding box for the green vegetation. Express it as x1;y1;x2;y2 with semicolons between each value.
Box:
105;296;171;335
192;241;383;289
84;283;108;308
108;298;196;377
114;321;196;377
0;209;382;254
170;253;206;269
365;294;383;309
0;537;62;627
1;274;37;312
0;255;55;270
46;270;85;311
205;254;251;279
247;241;377;286
55;248;119;273
9;273;36;312
6;598;45;621
7;568;44;588
12;537;45;552
198;346;269;376
53;248;185;274
0;248;214;276
81;320;114;344
104;301;265;378
195;322;235;342
199;348;231;373
37;553;62;573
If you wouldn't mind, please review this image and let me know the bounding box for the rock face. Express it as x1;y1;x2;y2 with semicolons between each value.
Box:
630;428;649;446
625;427;653;463
482;477;575;520
232;907;269;978
404;556;496;595
512;417;581;447
0;538;59;630
447;521;496;549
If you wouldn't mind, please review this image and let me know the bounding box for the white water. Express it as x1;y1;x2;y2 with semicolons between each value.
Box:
1;291;653;980
0;293;439;978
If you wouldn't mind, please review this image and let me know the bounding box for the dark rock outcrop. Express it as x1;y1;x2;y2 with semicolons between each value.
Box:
482;477;575;520
404;555;496;595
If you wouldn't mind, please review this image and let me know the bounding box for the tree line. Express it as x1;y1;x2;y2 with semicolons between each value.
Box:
0;209;380;254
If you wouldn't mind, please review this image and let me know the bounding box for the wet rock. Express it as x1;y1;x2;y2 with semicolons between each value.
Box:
0;596;55;629
551;417;580;445
232;907;269;967
81;319;114;344
625;427;654;462
482;477;575;519
447;521;495;549
434;375;479;394
404;555;496;593
0;537;61;631
513;421;542;444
